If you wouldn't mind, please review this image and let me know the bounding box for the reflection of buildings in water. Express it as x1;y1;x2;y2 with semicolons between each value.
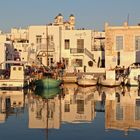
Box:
0;90;24;123
105;86;140;135
61;86;97;123
99;86;123;100
28;94;61;129
95;86;123;112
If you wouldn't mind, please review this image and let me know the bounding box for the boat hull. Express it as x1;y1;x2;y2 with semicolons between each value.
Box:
35;78;62;89
127;79;139;86
99;78;121;87
77;79;97;86
0;79;27;89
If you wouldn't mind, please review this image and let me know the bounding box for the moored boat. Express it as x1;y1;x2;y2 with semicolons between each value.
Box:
124;63;140;86
35;78;62;89
77;74;97;86
99;77;122;87
0;62;29;89
99;70;122;87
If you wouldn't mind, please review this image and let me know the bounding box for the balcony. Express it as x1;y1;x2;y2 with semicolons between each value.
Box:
37;44;55;52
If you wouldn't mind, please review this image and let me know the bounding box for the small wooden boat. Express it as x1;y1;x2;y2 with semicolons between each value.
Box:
99;70;122;87
35;78;62;89
99;78;122;87
35;87;62;99
77;74;97;86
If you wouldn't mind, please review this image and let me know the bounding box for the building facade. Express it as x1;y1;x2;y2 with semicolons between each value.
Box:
105;22;140;68
0;14;105;72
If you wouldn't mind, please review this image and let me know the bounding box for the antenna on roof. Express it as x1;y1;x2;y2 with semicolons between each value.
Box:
127;13;129;25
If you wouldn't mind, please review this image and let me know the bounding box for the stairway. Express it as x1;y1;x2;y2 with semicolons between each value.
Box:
84;48;95;61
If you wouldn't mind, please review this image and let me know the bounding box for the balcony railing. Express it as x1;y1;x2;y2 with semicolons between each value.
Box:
37;44;55;52
70;48;84;53
84;48;94;60
91;45;105;51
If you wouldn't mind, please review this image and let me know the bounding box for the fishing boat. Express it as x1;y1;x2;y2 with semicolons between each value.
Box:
35;86;62;99
124;63;140;86
35;78;62;89
77;74;97;86
99;69;122;87
0;61;29;89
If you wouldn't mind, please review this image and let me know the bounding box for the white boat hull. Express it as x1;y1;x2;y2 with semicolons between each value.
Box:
77;79;97;86
0;79;27;89
99;78;121;87
127;79;139;86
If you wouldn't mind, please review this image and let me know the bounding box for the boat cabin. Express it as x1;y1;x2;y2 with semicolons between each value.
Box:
105;70;116;80
10;65;24;80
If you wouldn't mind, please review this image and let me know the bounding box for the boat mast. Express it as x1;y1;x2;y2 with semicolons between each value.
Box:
46;25;49;67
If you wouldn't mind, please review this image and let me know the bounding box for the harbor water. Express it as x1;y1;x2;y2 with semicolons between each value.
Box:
0;84;140;140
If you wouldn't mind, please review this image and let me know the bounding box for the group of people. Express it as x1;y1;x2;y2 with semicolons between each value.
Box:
25;61;66;80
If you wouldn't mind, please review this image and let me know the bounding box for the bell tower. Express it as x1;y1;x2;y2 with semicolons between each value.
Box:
69;14;75;29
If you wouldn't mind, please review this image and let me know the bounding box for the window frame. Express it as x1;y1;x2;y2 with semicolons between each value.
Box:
115;35;124;51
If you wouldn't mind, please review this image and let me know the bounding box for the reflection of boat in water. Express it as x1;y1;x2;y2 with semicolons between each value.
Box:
35;78;62;89
28;87;61;137
62;83;78;95
99;86;123;94
63;83;78;89
76;86;97;94
35;87;62;99
98;86;123;101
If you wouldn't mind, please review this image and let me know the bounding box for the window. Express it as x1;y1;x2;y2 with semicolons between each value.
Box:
50;58;53;64
116;104;123;120
65;58;69;66
77;100;84;114
71;59;83;67
36;35;42;44
135;36;140;51
18;67;22;71
64;39;70;49
116;36;123;50
77;39;84;49
65;103;70;112
135;99;140;120
76;59;83;67
48;35;54;42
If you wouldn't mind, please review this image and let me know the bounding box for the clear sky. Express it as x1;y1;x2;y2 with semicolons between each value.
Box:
0;0;140;32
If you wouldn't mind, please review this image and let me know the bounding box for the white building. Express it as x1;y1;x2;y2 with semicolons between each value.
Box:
0;14;105;73
28;25;60;66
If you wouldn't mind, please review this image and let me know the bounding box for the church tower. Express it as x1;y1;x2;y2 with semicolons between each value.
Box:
69;14;75;30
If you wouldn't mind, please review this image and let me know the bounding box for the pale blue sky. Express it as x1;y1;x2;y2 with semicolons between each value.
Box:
0;0;140;32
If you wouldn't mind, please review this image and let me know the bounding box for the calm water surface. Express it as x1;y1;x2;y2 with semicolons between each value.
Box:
0;84;140;140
